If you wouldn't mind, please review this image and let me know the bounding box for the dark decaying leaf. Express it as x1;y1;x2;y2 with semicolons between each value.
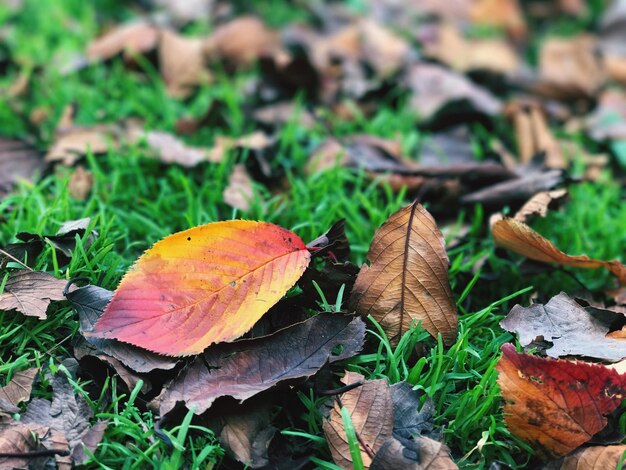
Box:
389;381;439;441
219;399;277;468
157;314;365;416
0;271;67;319
323;372;393;469
2;217;96;267
497;343;626;458
369;435;458;470
350;202;458;345
12;364;108;466
66;284;178;373
500;292;626;361
461;169;564;207
0;138;46;200
306;219;351;261
0;368;39;415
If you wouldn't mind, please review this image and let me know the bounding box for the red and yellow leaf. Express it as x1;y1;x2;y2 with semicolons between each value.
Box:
91;220;310;356
497;343;626;458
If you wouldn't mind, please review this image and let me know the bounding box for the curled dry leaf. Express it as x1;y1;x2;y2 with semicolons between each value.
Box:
559;445;626;469
45;124;114;166
91;220;311;356
505;101;566;169
0;271;68;319
513;189;568;222
461;169;564;207
497;343;626;458
491;216;626;285
350;202;458;346
223;164;255;211
500;292;626;361
157;314;365;416
323;372;393;469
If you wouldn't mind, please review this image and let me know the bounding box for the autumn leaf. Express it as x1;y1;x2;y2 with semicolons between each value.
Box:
323;372;393;469
559;445;626;469
497;343;626;458
350;202;458;345
91;220;311;356
500;292;626;361
0;271;68;319
0;368;39;415
491;216;626;285
157;314;365;416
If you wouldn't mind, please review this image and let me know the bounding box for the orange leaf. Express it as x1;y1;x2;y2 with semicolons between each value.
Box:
91;221;310;356
491;217;626;285
497;344;626;458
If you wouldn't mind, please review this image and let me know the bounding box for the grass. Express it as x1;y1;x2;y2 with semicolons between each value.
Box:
1;1;626;469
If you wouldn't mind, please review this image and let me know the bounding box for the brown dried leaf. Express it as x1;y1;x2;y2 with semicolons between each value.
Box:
514;189;568;222
68;165;93;200
358;19;412;78
204;17;279;68
491;217;626;285
469;0;526;39
350;202;458;345
506;101;566;168
559;445;626;470
0;368;38;413
223;164;255;211
0;422;42;469
0;138;46;199
422;23;518;74
45;125;114;166
159;29;209;98
535;35;604;100
323;372;393;469
405;62;502;121
220;401;277;468
0;271;67;319
86;22;159;61
129;128;213;166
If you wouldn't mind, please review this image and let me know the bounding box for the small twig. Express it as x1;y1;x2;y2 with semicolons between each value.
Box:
336;396;376;461
0;449;70;458
0;248;33;271
316;380;364;396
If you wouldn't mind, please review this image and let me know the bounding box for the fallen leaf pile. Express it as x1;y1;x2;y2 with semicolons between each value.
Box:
2;0;626;467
